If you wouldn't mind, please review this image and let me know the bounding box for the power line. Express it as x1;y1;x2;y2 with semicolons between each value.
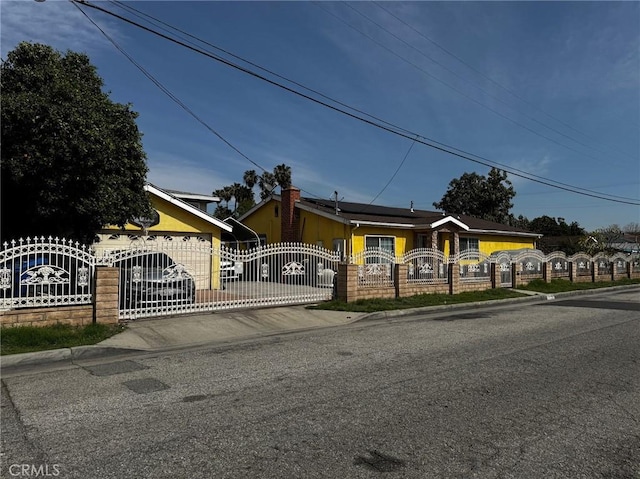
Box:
72;0;640;206
104;1;640;206
72;1;326;203
361;137;418;212
372;1;638;162
108;0;417;139
324;1;625;168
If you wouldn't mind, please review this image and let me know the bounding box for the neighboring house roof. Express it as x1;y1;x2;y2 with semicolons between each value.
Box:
222;217;262;244
242;194;540;238
146;184;232;232
164;189;221;204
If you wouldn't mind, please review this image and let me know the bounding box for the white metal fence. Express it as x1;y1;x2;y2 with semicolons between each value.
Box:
101;241;341;319
1;238;638;319
404;248;448;284
0;237;95;310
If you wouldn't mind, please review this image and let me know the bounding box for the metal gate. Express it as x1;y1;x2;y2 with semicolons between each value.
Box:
492;252;513;288
105;241;340;320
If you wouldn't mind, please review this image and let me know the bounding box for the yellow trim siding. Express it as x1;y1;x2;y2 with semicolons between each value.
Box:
243;197;536;257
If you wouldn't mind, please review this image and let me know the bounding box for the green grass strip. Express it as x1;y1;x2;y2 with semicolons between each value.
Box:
519;278;640;294
1;323;125;356
309;288;527;313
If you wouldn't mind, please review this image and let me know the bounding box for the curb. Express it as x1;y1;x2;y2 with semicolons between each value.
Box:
359;293;547;322
2;284;637;371
357;284;639;322
1;345;145;370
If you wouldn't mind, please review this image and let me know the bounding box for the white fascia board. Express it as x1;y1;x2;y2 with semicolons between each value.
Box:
467;228;542;238
173;192;220;203
430;216;470;231
145;184;233;232
349;220;416;228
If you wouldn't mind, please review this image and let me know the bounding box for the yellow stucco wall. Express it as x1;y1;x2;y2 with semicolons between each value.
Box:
298;210;350;248
106;196;222;247
350;225;413;257
242;199;282;244
443;234;536;256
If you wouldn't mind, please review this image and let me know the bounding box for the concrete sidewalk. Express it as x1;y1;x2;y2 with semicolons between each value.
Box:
99;306;367;350
2;285;636;370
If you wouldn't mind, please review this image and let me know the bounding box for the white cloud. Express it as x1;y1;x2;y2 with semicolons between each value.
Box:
146;151;235;196
507;155;553;189
1;0;124;58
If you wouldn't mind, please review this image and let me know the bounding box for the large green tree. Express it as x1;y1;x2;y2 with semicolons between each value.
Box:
433;168;515;224
1;42;151;244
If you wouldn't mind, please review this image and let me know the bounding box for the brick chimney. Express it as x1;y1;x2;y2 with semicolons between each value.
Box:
281;187;301;243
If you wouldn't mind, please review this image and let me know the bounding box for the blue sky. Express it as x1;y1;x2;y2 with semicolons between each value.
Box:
2;1;639;232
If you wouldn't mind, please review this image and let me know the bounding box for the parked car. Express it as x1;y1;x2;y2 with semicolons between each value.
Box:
115;252;195;309
220;260;243;280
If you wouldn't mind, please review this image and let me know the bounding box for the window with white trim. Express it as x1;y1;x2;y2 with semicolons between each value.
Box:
459;237;479;259
365;235;395;263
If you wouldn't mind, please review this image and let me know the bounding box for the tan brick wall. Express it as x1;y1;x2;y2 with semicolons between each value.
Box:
0;305;93;328
457;280;492;293
401;283;450;297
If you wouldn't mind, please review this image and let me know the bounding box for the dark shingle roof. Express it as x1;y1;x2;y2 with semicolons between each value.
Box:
298;197;535;235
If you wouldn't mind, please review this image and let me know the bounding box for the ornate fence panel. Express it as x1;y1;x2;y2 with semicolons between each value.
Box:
455;251;491;283
610;253;628;276
593;254;612;277
513;249;545;282
101;238;211;320
546;251;570;279
491;252;513;287
0;237;95;310
403;248;448;284
103;241;340;320
569;253;592;277
351;248;395;287
630;254;640;274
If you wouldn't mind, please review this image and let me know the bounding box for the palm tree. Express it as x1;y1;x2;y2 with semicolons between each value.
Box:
273;163;292;190
243;170;258;189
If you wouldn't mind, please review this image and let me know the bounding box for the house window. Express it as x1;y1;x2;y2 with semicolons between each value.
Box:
417;234;430;249
460;237;479;259
365;235;395;263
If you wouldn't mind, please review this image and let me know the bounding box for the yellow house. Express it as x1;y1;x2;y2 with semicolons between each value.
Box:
94;184;233;290
239;188;540;260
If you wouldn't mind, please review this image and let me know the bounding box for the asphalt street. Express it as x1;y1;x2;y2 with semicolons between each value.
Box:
1;288;639;478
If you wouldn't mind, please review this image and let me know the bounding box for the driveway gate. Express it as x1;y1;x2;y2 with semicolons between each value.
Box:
103;241;340;320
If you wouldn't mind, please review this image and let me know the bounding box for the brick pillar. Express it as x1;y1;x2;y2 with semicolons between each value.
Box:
395;264;408;298
511;262;518;288
453;231;459;256
281;187;301;243
337;264;359;303
590;261;596;283
94;266;119;324
543;261;552;283
449;262;459;295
